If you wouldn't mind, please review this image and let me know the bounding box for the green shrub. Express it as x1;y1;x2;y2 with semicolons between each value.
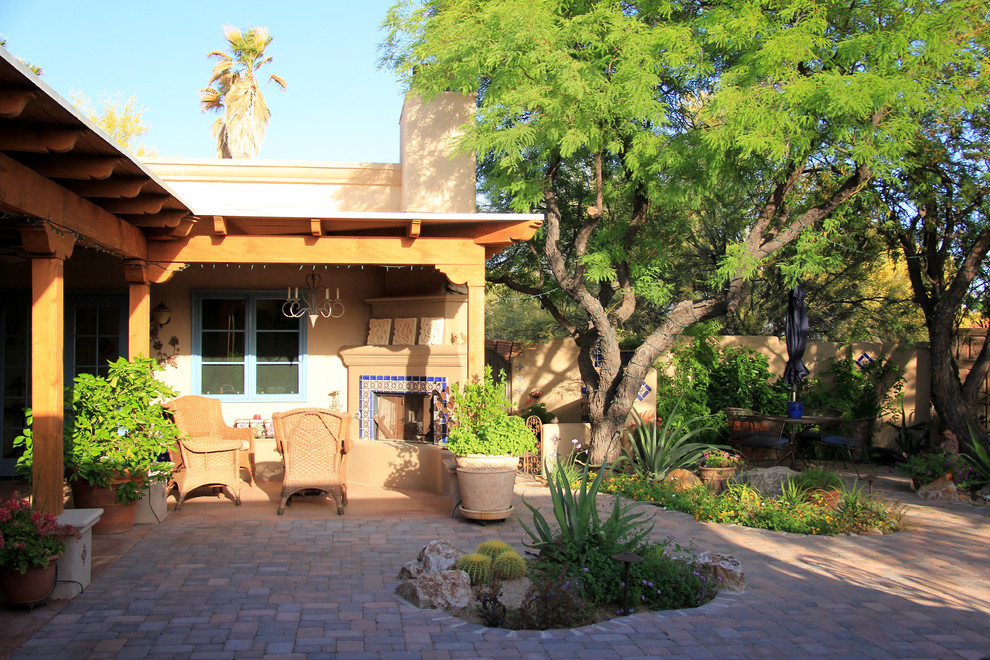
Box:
600;472;907;536
513;568;592;630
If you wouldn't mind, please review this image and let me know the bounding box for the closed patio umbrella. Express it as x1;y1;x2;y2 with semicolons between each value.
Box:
783;281;810;401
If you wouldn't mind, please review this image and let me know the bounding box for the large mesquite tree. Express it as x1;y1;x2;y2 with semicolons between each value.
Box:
383;0;989;463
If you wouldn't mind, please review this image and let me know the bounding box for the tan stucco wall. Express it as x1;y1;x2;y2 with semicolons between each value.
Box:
508;338;658;425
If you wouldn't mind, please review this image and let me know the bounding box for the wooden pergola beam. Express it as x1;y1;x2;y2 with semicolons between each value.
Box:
0;123;85;153
147;235;486;266
0;152;148;259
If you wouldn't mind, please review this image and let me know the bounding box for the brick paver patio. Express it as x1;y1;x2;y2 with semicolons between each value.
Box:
7;475;990;659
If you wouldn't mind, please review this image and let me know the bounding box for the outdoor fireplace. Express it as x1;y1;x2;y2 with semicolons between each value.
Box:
339;344;466;442
358;375;447;442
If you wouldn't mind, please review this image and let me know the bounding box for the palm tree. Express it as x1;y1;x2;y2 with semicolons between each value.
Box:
200;26;286;159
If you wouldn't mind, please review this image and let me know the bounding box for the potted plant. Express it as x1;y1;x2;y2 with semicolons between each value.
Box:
697;449;744;494
16;356;180;534
444;366;537;521
0;492;79;607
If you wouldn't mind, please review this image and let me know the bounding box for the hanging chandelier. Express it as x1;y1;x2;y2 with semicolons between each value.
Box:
282;273;345;326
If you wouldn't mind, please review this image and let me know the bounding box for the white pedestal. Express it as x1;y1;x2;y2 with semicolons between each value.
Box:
134;481;168;524
53;508;103;599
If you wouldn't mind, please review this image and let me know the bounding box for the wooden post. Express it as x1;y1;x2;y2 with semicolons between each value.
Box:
467;282;485;380
128;283;150;360
22;226;75;515
30;257;66;515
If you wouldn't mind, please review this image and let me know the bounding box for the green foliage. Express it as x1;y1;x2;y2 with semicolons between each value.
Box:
895;451;977;489
0;493;78;574
519;400;554;424
961;427;990;489
618;406;721;481
476;540;514;560
382;0;990;465
550;439;587;486
455;553;492;585
520;459;653;565
656;333;789;433
803;350;904;423
792;468;844;492
15;356;179;505
492;551;528;580
886;402;931;458
513;568;592;630
777;479;808;508
699;449;743;468
476;579;508;627
445;366;537;457
444;415;536;457
601;473;907;536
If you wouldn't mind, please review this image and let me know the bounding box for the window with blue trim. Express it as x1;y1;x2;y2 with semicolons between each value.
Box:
194;293;304;399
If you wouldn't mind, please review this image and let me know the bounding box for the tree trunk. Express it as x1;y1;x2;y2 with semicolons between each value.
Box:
929;311;986;449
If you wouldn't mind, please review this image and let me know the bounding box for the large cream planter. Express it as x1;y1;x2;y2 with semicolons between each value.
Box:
455;454;518;521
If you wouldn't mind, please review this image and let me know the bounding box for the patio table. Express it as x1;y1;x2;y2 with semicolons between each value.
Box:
765;414;842;468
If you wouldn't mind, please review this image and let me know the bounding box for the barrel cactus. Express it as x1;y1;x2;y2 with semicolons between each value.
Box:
476;540;513;560
492;550;527;580
455;553;492;585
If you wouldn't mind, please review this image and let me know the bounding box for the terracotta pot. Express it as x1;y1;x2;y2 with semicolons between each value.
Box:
70;480;140;535
699;466;737;494
455;454;518;521
1;560;58;608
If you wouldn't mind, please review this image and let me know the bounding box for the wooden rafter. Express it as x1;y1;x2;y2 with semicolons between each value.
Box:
0;123;85;153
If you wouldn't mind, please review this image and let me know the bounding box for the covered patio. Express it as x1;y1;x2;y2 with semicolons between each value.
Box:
0;47;541;514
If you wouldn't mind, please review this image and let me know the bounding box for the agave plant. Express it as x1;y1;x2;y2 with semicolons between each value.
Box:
961;425;990;488
617;401;721;481
520;458;652;564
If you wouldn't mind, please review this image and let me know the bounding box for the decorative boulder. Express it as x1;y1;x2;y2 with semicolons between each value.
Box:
665;469;702;492
695;551;746;594
395;570;472;611
418;540;465;573
738;467;800;497
397;561;424;580
917;477;960;503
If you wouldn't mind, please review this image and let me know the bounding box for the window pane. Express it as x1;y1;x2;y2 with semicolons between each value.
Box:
201;299;245;331
256;299;297;330
4;336;27;367
202;365;244;395
75;336;96;366
98;306;119;335
257;364;299;395
4;309;27;335
97;338;119;366
256;332;299;363
76;306;97;334
202;331;245;362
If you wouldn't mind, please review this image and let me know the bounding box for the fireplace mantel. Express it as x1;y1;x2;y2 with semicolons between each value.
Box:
339;345;467;369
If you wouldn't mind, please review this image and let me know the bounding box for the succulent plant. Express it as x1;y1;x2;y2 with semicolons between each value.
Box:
476;540;513;559
492;550;527;580
455;552;492;585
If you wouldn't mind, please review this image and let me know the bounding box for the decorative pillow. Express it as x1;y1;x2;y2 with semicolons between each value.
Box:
367;318;391;345
419;317;445;345
392;317;417;345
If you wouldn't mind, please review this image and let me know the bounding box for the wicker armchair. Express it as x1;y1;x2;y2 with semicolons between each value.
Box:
167;435;242;510
165;395;256;486
273;408;352;515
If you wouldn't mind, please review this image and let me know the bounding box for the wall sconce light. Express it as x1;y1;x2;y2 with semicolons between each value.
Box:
151;302;172;329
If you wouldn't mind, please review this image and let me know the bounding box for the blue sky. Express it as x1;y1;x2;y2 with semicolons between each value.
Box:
0;1;408;162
